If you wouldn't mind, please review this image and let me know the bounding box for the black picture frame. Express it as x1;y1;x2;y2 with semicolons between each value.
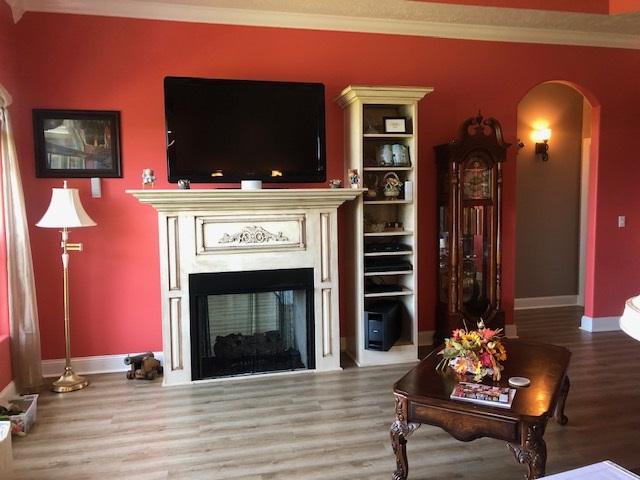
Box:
33;109;122;178
383;116;408;134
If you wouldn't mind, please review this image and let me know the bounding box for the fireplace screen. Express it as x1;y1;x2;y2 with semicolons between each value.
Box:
190;269;315;380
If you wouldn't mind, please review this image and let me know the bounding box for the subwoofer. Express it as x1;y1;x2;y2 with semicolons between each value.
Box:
364;300;401;351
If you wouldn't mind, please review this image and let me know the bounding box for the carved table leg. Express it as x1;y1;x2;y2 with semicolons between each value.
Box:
507;423;547;480
390;420;409;480
554;376;570;425
391;394;420;480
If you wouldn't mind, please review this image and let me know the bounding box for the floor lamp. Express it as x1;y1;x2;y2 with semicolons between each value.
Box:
37;181;96;393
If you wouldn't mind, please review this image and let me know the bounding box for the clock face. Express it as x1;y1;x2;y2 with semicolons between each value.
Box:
463;157;491;200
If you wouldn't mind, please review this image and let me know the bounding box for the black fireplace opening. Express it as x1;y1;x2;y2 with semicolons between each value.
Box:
190;268;315;380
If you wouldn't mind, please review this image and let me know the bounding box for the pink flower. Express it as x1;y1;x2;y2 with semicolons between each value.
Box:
480;352;493;367
452;329;465;341
482;328;498;340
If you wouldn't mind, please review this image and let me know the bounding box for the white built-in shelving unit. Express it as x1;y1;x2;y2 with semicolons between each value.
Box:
336;85;433;366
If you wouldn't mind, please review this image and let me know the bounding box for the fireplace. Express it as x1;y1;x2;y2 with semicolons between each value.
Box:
190;269;315;380
128;188;361;385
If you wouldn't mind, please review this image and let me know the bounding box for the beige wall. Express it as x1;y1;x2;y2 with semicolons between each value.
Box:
516;83;583;298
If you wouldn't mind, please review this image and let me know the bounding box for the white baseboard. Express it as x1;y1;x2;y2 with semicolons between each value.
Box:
505;324;518;338
580;315;621;332
41;352;164;378
515;295;579;310
0;381;17;401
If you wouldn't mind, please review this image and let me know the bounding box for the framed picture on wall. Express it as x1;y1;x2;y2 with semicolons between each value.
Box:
33;109;122;178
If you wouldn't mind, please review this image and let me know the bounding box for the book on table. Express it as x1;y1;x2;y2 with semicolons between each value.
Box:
450;382;516;409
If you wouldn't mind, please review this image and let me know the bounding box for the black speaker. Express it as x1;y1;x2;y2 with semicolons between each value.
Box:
364;300;401;351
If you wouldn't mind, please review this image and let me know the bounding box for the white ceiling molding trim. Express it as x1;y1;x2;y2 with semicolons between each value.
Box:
5;0;26;22
12;0;640;50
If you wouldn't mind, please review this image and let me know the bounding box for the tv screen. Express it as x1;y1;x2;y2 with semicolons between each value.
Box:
164;77;326;183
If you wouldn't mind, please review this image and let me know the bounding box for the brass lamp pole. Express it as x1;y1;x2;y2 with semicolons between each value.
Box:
37;181;96;393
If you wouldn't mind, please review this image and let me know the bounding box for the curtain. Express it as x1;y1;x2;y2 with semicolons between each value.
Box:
0;85;43;393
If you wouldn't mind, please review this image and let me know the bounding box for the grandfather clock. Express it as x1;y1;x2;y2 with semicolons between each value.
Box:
434;113;510;344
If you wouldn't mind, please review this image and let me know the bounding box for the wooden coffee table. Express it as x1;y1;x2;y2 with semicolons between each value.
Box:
391;339;571;479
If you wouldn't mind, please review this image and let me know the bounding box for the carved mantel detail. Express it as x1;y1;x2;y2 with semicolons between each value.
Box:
195;215;305;254
219;225;289;245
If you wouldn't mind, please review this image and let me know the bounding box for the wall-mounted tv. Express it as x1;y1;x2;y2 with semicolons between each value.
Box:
164;77;326;184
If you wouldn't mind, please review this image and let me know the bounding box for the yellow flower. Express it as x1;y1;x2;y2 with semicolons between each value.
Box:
496;342;507;361
461;331;481;350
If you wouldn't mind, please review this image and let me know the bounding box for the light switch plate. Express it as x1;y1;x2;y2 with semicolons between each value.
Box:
618;215;626;228
90;177;101;198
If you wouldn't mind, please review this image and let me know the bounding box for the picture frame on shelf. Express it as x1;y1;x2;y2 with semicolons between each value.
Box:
33;109;122;178
383;117;408;134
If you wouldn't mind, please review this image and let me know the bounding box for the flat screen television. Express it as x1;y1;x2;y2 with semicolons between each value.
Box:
164;77;326;184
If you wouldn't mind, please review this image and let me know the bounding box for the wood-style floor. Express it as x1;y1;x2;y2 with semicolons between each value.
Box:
9;307;640;479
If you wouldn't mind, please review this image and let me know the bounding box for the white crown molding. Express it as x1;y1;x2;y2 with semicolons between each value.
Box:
9;0;640;50
41;352;164;377
336;85;433;108
514;295;579;310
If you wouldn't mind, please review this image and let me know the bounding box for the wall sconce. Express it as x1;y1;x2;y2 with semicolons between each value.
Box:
532;127;551;161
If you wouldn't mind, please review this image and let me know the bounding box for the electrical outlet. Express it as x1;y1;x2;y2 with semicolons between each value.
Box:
618;215;626;228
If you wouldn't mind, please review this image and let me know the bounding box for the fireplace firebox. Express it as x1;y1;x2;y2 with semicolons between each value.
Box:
190;268;315;380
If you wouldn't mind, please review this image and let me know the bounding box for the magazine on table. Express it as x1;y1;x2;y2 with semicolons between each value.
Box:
450;382;516;409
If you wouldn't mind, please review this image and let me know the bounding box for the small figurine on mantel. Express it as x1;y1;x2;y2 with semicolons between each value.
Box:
348;168;360;188
124;352;163;380
141;168;155;188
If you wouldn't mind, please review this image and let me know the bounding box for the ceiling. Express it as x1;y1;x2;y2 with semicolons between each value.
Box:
6;0;640;49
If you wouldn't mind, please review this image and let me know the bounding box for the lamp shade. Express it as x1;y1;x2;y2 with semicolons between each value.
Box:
36;182;96;228
620;295;640;342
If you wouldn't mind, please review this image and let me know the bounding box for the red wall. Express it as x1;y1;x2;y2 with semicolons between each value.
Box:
0;2;17;390
609;0;640;14
9;12;640;359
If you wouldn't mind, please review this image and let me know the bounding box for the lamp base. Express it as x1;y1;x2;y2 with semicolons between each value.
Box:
51;366;89;393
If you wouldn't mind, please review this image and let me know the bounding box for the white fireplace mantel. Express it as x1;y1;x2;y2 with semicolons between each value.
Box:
128;188;363;212
128;188;363;385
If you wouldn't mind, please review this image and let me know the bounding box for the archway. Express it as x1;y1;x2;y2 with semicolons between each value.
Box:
514;81;598;317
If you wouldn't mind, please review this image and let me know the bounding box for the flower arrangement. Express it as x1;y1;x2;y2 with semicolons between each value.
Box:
437;320;507;382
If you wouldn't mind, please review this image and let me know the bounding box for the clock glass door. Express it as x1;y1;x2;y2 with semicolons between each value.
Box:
460;153;493;319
